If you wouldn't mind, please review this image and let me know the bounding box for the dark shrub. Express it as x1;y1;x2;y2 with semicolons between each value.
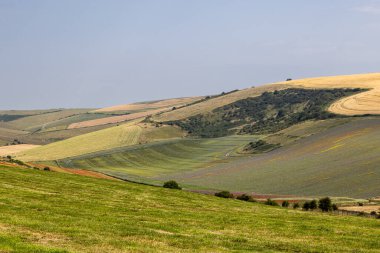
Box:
332;204;338;211
303;202;310;211
237;194;251;201
358;202;364;206
309;200;318;210
293;203;300;209
282;201;289;207
370;211;377;216
163;180;181;190
215;191;233;198
265;199;279;206
319;197;333;212
43;167;50;171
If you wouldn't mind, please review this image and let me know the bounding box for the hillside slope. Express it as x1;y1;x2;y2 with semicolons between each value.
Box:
168;117;380;198
0;165;379;252
152;83;290;122
55;117;380;198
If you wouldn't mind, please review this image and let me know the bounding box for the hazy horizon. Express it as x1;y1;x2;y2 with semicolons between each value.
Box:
1;0;380;109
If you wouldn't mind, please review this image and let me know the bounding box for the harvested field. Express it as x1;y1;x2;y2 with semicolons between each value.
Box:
339;205;380;214
0;144;40;156
94;96;202;113
68;107;170;129
280;73;380;115
153;84;290;122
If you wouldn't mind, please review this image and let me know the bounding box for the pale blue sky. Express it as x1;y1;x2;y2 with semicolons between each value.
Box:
1;0;380;109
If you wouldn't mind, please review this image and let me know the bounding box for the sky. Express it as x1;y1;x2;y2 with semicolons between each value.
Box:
1;0;380;109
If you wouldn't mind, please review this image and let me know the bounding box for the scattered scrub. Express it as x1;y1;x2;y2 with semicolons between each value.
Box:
264;199;279;206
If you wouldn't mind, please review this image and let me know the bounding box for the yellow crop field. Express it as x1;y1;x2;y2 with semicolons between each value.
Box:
0;144;41;156
277;73;380;115
94;96;203;113
16;119;185;161
153;83;290;122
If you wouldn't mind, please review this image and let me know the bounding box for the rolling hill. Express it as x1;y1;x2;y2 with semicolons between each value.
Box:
0;164;378;252
54;117;380;198
3;73;380;200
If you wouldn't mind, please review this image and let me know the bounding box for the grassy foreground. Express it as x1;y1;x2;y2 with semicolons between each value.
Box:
0;165;379;252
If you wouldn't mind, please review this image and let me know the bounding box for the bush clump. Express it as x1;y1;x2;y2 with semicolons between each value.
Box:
293;203;300;209
282;201;290;207
236;194;256;202
163;180;182;190
303;202;310;211
309;200;318;210
215;191;233;198
264;199;279;206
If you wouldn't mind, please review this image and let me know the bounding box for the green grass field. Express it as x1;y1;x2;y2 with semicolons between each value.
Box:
0;165;379;252
56;135;255;183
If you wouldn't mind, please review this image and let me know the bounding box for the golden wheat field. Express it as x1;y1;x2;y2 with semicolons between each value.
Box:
0;144;40;156
278;73;380;115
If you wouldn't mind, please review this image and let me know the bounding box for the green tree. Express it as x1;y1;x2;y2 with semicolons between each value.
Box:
318;197;332;212
282;201;289;207
309;200;318;210
303;202;310;211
